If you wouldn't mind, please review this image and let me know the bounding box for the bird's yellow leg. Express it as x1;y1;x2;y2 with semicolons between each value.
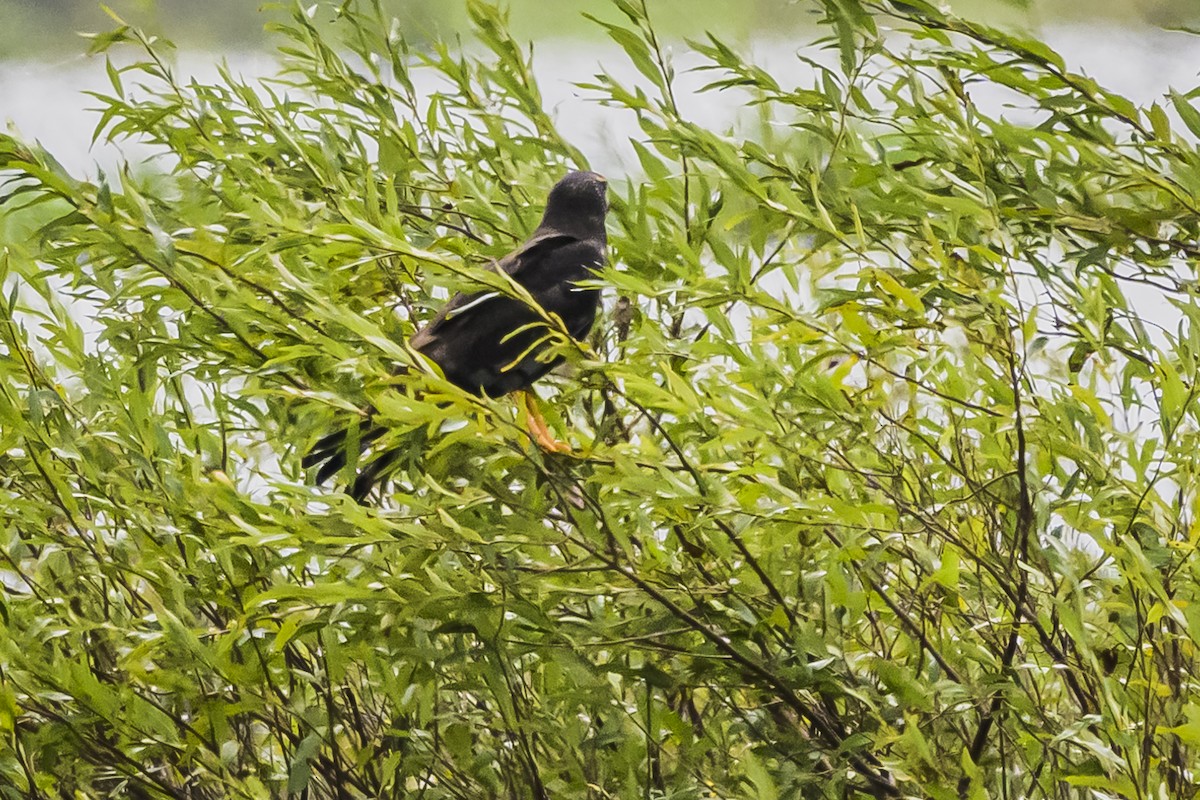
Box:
520;390;572;453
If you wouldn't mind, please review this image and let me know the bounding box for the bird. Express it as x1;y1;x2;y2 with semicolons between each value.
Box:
304;170;609;501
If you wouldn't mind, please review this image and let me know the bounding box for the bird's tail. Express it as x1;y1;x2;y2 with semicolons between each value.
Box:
304;416;413;503
304;362;424;502
302;419;384;481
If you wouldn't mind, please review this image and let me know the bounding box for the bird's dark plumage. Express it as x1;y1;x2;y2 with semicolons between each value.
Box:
304;171;609;500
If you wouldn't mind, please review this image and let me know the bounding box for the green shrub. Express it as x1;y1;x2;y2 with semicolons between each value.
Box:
3;1;1200;797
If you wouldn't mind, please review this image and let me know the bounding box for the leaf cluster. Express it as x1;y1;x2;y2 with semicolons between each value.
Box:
3;1;1200;798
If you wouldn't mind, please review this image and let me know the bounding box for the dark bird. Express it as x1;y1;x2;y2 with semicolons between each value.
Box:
304;170;609;500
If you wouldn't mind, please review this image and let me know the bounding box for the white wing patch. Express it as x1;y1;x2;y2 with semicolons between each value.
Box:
445;291;500;319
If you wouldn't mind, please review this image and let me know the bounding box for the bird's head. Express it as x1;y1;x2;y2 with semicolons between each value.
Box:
538;170;608;242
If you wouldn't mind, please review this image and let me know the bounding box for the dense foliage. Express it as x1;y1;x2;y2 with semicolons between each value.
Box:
3;1;1200;797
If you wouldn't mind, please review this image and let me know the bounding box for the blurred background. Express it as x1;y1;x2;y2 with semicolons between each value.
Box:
0;0;1195;57
2;0;1199;177
0;0;1195;55
0;0;1198;56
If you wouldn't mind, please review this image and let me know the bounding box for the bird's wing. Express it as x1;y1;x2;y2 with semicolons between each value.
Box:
409;231;576;350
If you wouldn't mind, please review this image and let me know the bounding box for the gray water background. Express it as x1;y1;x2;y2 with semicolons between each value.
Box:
3;25;1199;178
